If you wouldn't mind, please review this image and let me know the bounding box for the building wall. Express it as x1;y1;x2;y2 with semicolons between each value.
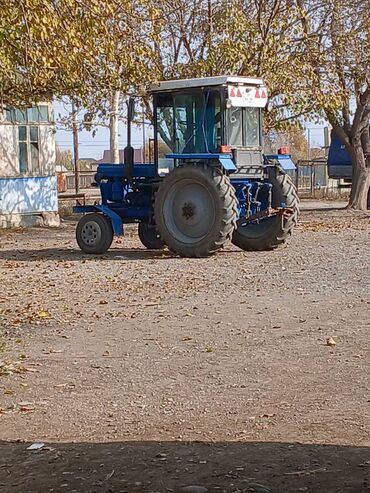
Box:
0;125;18;177
0;176;58;215
0;103;58;226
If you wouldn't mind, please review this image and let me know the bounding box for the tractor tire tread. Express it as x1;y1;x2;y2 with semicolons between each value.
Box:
155;164;237;257
76;213;114;254
232;169;299;251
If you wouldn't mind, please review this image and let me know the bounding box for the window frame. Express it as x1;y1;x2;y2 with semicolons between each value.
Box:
227;106;262;148
17;125;41;175
154;87;225;164
5;105;50;124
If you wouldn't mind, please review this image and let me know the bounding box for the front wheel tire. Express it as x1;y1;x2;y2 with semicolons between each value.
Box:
76;213;113;254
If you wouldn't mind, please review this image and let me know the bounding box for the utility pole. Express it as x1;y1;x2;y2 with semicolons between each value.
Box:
72;101;79;194
324;127;330;157
307;128;311;161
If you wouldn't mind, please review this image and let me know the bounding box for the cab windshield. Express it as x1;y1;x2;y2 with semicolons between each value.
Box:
228;107;261;147
155;89;222;156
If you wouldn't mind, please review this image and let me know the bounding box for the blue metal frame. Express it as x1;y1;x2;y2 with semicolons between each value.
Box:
73;156;293;238
166;153;237;171
94;163;157;179
230;179;273;219
73;204;124;235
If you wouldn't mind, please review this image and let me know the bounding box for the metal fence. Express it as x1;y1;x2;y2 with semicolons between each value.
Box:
293;159;349;199
66;171;95;190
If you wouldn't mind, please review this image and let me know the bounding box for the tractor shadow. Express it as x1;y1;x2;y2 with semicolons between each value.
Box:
0;247;245;262
0;439;369;492
0;247;177;262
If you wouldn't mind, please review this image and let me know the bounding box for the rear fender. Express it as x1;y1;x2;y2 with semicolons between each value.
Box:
264;154;296;172
165;153;237;172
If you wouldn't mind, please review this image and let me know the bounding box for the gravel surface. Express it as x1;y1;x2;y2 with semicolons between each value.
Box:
0;206;369;492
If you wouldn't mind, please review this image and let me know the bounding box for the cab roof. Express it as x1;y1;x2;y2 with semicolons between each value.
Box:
150;76;265;93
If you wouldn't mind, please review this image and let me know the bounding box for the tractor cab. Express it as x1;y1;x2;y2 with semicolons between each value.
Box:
150;76;268;175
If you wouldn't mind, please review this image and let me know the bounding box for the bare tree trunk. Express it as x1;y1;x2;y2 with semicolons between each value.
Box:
71;101;79;194
347;139;370;210
333;125;370;211
110;90;120;163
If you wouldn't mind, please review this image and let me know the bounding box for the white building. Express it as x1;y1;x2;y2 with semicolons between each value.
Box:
0;103;59;228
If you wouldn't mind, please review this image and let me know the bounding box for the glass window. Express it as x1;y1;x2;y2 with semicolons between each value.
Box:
19;143;28;173
156;89;222;159
18;126;40;173
245;108;260;146
228;107;243;146
205;91;221;153
5;105;49;123
19;125;27;141
228;107;261;147
156;93;175;173
15;108;27;123
27;107;38;122
18;126;28;173
29;126;39;170
27;105;49;122
5;108;15;122
30;126;38;142
156;93;174;155
38;105;49;122
173;92;205;153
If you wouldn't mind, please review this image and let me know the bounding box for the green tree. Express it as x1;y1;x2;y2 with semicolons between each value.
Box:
291;0;370;209
0;1;160;106
55;146;73;170
0;0;161;165
154;0;369;208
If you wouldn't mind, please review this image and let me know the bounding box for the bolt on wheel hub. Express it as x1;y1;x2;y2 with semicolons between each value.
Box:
81;221;102;246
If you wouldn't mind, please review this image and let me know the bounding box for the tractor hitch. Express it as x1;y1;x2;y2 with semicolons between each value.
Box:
241;206;295;224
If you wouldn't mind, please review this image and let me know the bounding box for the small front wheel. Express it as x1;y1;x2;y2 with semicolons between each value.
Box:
138;221;165;250
76;213;113;254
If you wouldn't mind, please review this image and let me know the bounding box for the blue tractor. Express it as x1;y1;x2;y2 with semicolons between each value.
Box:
74;76;299;257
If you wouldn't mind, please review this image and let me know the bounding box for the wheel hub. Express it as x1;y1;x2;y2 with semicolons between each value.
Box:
81;221;102;246
182;202;195;219
163;180;216;244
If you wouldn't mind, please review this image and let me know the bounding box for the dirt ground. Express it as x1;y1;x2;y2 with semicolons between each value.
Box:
0;204;369;493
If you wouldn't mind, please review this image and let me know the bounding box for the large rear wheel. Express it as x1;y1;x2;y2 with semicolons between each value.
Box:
232;170;299;251
154;164;237;257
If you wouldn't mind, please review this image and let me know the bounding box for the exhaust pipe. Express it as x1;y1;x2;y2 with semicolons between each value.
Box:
124;97;135;179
